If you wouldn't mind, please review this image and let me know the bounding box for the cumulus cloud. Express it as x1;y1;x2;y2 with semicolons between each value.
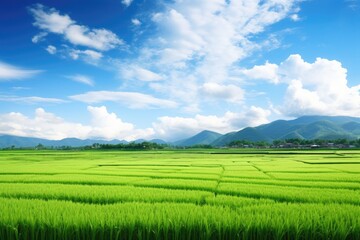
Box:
0;108;91;140
87;106;154;140
0;104;272;141
0;61;42;81
29;4;123;51
244;54;360;117
242;61;280;84
0;106;154;141
70;91;178;109
67;74;94;86
152;106;271;141
0;95;66;104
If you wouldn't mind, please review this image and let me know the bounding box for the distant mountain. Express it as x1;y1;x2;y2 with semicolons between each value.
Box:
1;116;360;148
149;139;168;144
212;116;360;146
134;139;168;144
212;127;271;146
55;138;127;147
0;135;49;148
341;122;360;135
0;134;170;149
174;130;222;146
0;135;125;148
291;116;360;125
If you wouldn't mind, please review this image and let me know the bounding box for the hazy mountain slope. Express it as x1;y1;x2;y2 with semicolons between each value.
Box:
212;127;272;146
1;116;360;148
212;116;360;146
174;130;222;146
0;135;126;148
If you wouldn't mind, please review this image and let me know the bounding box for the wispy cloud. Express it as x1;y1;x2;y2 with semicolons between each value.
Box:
29;4;123;51
46;45;57;54
121;0;303;111
67;49;103;65
12;87;31;91
0;61;42;81
345;0;359;10
31;32;47;43
0;95;66;104
67;74;95;86
70;91;178;109
121;0;134;7
131;18;141;26
120;65;163;82
201;83;244;103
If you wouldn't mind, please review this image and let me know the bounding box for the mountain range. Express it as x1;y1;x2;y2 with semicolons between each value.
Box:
212;115;360;146
1;116;359;148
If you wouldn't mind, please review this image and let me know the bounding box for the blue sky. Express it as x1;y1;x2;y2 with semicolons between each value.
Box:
0;0;359;141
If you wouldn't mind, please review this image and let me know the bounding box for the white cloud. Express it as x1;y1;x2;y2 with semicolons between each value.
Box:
0;106;154;141
0;108;91;140
121;65;163;82
29;4;74;33
0;95;66;104
32;32;47;43
131;18;141;26
121;0;134;7
242;61;279;84
244;54;360;117
46;45;57;54
290;14;300;21
29;4;123;51
67;75;94;86
65;25;123;51
149;0;300;73
0;61;42;81
152;106;271;141
148;70;200;111
87;106;154;140
201;83;244;103
0;105;271;141
70;91;178;109
68;49;103;64
128;0;302;110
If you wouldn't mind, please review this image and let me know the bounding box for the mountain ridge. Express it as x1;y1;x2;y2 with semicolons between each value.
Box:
1;115;360;148
212;115;360;146
174;130;222;146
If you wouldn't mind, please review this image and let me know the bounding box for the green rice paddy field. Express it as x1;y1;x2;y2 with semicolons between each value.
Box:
1;149;360;239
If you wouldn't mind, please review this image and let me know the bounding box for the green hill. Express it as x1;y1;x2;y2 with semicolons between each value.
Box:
174;130;222;146
211;116;360;146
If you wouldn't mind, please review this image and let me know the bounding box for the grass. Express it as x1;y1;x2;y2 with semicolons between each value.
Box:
0;149;360;239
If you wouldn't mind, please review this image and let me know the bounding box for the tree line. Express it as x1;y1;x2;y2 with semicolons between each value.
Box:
228;138;360;148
